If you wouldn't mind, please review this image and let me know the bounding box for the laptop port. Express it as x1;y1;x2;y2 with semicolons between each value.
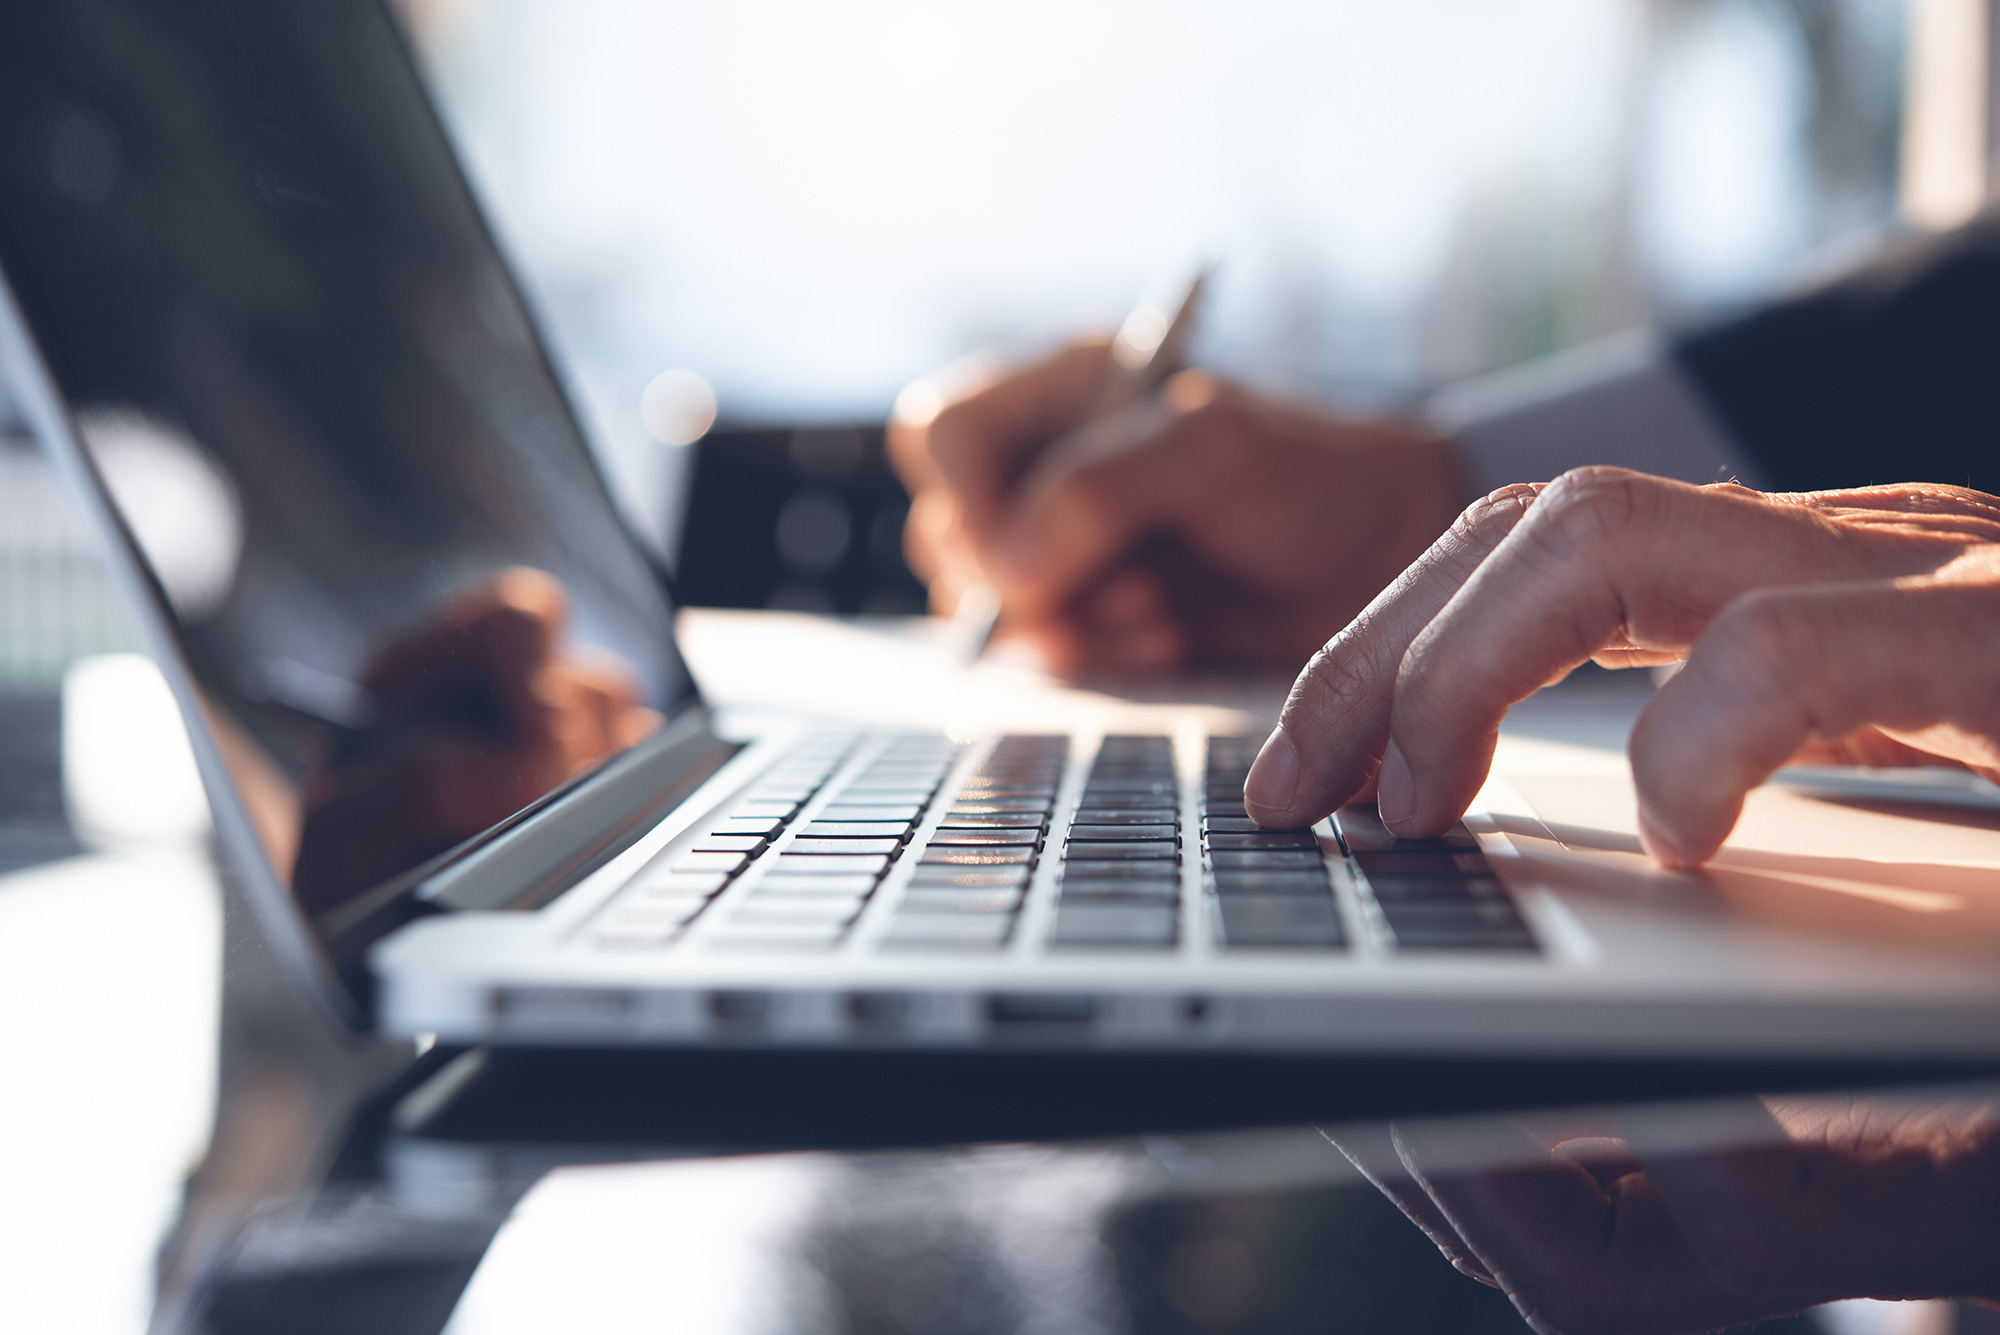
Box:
845;992;913;1027
986;992;1095;1027
707;990;773;1026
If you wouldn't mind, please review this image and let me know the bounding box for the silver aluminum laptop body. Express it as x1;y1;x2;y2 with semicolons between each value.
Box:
6;0;2000;1066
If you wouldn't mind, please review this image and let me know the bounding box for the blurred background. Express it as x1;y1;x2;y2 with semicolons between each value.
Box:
6;0;1989;653
396;0;1921;579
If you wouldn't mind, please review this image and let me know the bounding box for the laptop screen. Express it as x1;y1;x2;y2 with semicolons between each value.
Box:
0;2;698;920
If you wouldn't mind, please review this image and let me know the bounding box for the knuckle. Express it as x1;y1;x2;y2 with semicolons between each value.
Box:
1530;467;1655;558
1451;482;1544;543
1291;634;1374;726
922;397;979;460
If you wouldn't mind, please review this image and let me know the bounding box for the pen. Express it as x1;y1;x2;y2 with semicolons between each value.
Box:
949;267;1210;663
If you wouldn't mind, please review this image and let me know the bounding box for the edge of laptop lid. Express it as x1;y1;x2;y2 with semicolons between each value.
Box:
0;0;726;1029
0;267;359;1023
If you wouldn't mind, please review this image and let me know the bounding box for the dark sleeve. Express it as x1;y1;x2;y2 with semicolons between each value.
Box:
1671;215;2000;494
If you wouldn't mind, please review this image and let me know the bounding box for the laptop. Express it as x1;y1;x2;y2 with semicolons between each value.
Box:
6;0;2000;1066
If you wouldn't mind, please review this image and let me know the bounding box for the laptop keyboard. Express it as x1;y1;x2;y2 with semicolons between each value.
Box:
879;734;1066;950
1332;805;1537;952
1202;736;1345;948
1048;734;1182;948
585;731;1539;957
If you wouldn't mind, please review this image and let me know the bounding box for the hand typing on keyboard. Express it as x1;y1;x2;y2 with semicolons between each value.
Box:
1242;469;2000;868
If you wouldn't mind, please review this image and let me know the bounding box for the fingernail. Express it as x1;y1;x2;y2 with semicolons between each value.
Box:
1635;803;1686;869
1376;740;1414;828
1244;726;1298;818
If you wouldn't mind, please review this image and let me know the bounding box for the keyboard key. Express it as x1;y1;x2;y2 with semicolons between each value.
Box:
1334;806;1479;853
758;770;834;789
729;898;865;926
672;851;750;875
788;837;903;856
899;887;1023;914
1059;878;1178;902
943;811;1047;827
950;800;1052;815
803;821;912;839
706;924;847;951
1201;816;1268;833
1059;859;1179;882
1211;869;1329;896
1216;896;1345;947
1069;810;1173;826
921;847;1034;866
1380;900;1527;930
909;865;1032;889
1388;925;1537;952
1368;875;1510;904
821;804;925;823
591;930;687;950
1083;782;1173;800
690;834;767;855
1067;823;1177;841
927;828;1041;846
880;915;1013;949
601;901;707;932
1048;903;1177;948
730;801;800;821
1208;849;1322;871
1064;839;1178;860
709;816;784;838
631;871;731;900
1354;851;1489;875
751;873;881;897
830;788;936;805
1205;830;1318;851
746;784;818;803
777;854;890;876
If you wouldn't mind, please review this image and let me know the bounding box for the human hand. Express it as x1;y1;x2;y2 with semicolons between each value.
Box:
292;568;660;910
888;338;1462;674
1330;1094;2000;1333
1242;468;2000;867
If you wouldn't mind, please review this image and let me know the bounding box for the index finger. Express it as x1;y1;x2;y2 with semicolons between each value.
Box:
1242;483;1544;827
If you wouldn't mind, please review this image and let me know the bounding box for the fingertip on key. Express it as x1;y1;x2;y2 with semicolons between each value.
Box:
1376;739;1415;829
1244;726;1299;824
1635;802;1692;869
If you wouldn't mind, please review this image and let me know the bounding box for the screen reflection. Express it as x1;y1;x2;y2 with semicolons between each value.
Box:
0;1;692;920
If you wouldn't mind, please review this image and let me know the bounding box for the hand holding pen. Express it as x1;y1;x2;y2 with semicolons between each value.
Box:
921;270;1208;663
888;273;1462;676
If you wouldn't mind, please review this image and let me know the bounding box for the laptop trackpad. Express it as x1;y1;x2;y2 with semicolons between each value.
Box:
1499;760;2000;953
